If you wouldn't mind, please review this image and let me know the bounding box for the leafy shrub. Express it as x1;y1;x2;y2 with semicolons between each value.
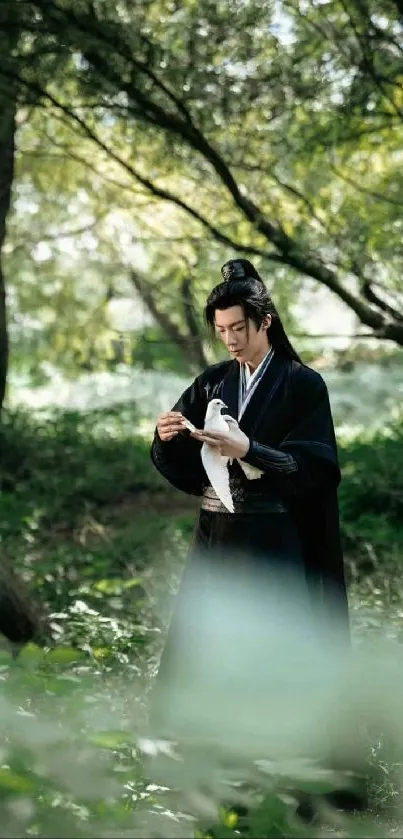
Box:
0;406;195;624
339;417;403;585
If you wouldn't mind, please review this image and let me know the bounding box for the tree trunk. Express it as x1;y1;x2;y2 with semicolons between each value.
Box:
130;269;207;373
0;104;15;410
0;14;17;410
181;275;208;369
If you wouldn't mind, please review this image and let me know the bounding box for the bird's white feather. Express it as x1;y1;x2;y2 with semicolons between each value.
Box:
181;417;196;433
181;400;262;512
202;399;234;513
237;460;264;480
201;446;234;513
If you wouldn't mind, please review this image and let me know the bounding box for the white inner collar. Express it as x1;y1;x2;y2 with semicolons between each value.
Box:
243;348;272;390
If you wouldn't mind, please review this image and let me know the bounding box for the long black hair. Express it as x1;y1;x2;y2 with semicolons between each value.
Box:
204;258;302;363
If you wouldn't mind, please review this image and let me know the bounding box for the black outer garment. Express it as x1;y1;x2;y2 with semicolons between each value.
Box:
151;351;350;640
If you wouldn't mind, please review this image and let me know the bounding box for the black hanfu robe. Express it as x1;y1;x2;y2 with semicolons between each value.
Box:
150;352;350;733
152;352;348;613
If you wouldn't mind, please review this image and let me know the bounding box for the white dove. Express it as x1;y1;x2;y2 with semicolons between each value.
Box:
181;399;263;513
201;398;235;513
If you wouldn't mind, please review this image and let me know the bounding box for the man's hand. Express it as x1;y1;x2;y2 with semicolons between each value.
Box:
157;411;187;442
190;426;250;459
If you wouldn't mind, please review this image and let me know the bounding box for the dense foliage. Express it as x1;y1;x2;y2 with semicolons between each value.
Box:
0;0;402;399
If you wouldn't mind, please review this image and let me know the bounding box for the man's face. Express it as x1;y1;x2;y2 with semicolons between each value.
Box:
214;305;270;365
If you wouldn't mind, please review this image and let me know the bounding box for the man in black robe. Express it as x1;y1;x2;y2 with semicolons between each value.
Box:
151;259;349;645
149;259;359;821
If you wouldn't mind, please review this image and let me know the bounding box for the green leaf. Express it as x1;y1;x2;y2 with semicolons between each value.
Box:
18;644;45;667
122;578;144;590
45;647;86;665
0;768;36;795
87;730;131;749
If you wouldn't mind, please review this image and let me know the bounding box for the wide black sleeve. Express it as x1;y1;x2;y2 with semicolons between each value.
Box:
241;368;340;498
150;374;208;496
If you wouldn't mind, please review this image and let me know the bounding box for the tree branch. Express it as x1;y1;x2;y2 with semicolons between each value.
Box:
361;279;403;323
21;138;147;195
338;0;403;121
3;13;403;346
316;120;401;151
4;68;287;265
129;268;200;372
32;218;103;242
9;2;296;255
233;162;333;234
180;274;208;368
29;0;195;125
331;163;403;208
10;69;402;343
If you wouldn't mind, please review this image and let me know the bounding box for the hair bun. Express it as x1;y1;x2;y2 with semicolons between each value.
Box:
221;258;263;284
221;260;246;281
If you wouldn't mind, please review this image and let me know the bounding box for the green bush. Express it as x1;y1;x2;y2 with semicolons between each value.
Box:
339;417;403;586
0;406;194;621
0;406;159;521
